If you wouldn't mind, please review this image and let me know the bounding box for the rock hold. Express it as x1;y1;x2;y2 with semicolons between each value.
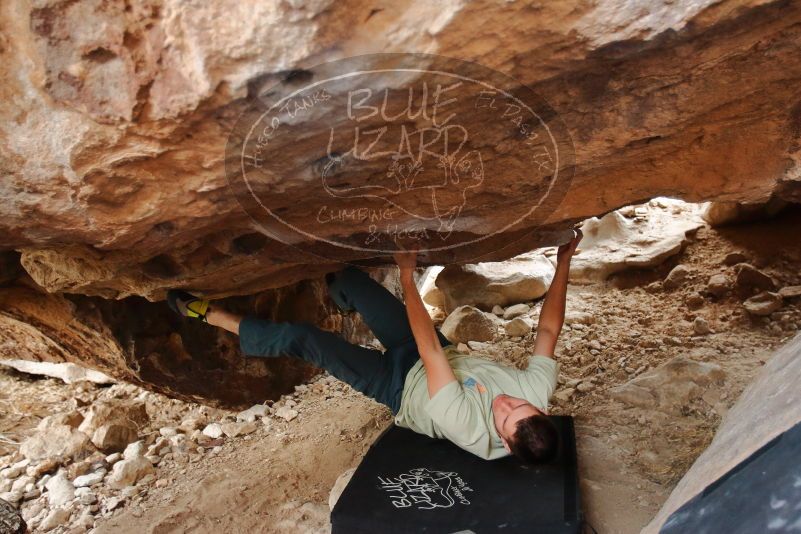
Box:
743;292;783;316
440;306;496;344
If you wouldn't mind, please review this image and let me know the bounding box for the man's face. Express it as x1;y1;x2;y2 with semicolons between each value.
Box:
491;394;545;453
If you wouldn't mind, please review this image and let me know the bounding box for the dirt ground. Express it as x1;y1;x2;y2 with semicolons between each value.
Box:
2;205;800;534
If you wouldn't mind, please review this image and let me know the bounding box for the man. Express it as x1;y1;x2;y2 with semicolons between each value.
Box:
167;230;581;464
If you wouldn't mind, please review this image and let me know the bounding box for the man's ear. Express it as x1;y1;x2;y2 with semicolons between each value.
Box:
501;437;511;453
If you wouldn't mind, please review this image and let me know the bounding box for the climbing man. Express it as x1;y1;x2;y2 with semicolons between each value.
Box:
167;229;582;464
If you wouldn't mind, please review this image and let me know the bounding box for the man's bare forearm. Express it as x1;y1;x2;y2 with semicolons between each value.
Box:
538;258;570;337
399;270;442;354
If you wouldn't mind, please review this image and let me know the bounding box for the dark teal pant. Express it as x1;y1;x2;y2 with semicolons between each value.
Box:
239;266;452;414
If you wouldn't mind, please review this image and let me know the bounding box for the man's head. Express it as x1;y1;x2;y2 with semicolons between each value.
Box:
492;394;559;465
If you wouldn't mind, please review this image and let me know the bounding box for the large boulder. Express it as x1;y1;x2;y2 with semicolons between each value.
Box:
569;202;705;281
435;253;555;313
1;0;801;405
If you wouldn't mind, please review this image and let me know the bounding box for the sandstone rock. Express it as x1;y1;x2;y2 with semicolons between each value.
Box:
78;402;148;438
552;388;575;404
72;469;106;488
491;305;505;316
503;303;531;320
504;316;534;337
39;507;71;532
564;311;595;325
693;317;712;335
104;453;122;465
609;357;725;413
743;292;783;316
722;251;748;266
686;294;705;310
779;285;801;299
571;204;704;281
701;199;788;227
202;424;224;439
434;253;554;313
663;264;691;290
158;427;178;438
123;441;146;461
0;360;113;385
107;458;155;490
236;404;270;423
706;274;730;297
221;422;258;438
0;492;22;507
44;472;74;507
733;263;776;298
576;381;596;393
2;0;801;406
275;407;299;422
91;423;138;453
440;306;496;344
20;425;93;461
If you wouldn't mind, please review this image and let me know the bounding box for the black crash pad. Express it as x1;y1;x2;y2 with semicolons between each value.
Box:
331;416;581;533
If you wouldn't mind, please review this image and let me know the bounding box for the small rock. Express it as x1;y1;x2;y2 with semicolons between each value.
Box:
275;407;298;422
564;311;596;325
503;303;531;320
221;422;258;438
440;305;496;344
491;304;504;316
91;423;138;453
693;317;712;335
107;458;155;490
588;340;602;351
123;441;146;461
73;469;106;488
778;285;801;299
159;427;178;438
686;294;705;310
707;274;730;297
44;472;74;507
663;264;691;290
552;388;575;404
576;382;596;393
202;424;224;439
0;490;22;506
504;316;534;337
734;263;775;298
236;405;270;423
104;496;124;512
455;342;469;353
155;479;169;488
39;507;71;532
743;292;783;316
105;452;122;465
722;251;747;266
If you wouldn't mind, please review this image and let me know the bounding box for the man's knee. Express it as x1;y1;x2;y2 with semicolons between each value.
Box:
326;266;365;310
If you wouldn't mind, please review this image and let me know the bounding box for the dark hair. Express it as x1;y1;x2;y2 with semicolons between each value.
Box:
508;414;559;465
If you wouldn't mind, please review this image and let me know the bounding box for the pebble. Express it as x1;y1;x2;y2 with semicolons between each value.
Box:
275;406;299;422
73;469;106;488
39;507;71;532
576;382;596;393
44;472;74;507
202;423;224;439
693;317;712;335
105;452;122;465
159;427;179;438
503;303;530;320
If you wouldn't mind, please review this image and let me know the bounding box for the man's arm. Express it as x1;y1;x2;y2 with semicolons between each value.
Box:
533;230;582;358
394;250;457;398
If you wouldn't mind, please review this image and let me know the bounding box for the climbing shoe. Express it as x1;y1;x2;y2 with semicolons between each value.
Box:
167;289;210;322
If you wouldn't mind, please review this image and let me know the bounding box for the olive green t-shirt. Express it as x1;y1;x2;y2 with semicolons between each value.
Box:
394;345;559;460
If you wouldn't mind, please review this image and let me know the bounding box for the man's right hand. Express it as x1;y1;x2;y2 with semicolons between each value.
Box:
557;228;583;263
393;244;419;274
